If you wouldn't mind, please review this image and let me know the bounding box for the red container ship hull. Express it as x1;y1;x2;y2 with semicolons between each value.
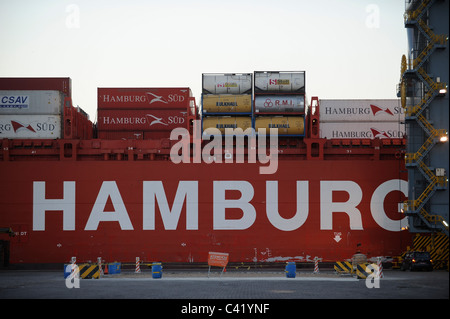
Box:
0;159;411;264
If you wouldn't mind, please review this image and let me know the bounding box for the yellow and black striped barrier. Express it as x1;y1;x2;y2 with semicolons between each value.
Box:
334;261;353;274
78;263;101;279
356;263;380;279
413;233;449;270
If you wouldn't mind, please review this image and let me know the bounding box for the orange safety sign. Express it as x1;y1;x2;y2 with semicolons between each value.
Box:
208;252;229;277
208;252;229;267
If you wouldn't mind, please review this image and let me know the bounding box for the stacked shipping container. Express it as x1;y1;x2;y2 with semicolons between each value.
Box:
201;74;253;135
318;99;405;139
97;88;195;140
0;90;63;139
253;71;306;136
0;78;92;139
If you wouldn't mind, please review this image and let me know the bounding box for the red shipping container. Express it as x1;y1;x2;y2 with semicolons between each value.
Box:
98;88;192;109
98;131;144;140
0;78;71;97
97;109;188;131
98;131;175;140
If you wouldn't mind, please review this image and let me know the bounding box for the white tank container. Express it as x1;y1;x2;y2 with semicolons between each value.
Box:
0;115;61;139
319;99;404;122
254;95;305;113
202;74;252;94
0;90;63;115
254;71;305;94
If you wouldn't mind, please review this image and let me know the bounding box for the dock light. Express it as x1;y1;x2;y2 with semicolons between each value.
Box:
440;132;448;143
443;220;449;227
439;87;447;95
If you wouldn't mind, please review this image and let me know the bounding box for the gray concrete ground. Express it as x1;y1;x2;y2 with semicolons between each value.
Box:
0;268;448;300
1;268;447;317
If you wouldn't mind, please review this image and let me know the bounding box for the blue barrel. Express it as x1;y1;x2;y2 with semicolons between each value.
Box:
285;262;296;278
108;262;121;274
152;263;162;279
64;264;72;279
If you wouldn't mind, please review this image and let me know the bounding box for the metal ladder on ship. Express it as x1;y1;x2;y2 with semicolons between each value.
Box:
399;0;449;236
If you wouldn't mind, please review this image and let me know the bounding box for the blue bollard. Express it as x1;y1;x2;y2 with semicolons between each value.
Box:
285;262;296;278
152;262;162;279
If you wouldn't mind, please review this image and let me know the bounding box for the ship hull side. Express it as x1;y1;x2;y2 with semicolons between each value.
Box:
0;160;411;264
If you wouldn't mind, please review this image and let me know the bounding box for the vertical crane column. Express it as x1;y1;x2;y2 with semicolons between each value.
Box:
400;0;449;236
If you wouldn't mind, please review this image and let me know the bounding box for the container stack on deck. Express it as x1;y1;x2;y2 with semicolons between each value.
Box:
319;99;405;141
253;71;306;136
201;73;253;135
97;87;195;140
0;78;92;140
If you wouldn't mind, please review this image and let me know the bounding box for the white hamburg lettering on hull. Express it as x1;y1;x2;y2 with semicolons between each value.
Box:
32;180;408;232
320;181;363;230
143;181;198;230
85;181;133;230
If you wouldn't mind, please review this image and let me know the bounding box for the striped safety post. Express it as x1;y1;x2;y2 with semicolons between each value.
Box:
377;257;383;278
71;256;77;274
313;257;319;274
97;257;103;277
135;257;141;273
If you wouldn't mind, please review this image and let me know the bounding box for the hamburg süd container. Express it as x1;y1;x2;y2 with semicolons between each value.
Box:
202;74;252;95
0;90;63;115
98;87;193;109
254;95;305;113
254;116;305;135
202;94;252;113
254;71;305;94
97;131;144;140
320;122;406;139
0;115;61;139
202;116;253;135
97;109;188;131
319;99;404;122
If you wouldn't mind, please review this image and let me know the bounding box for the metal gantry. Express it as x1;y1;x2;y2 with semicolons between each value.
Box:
400;0;449;236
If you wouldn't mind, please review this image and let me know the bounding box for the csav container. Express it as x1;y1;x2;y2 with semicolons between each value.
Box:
254;71;305;94
319;99;404;122
98;88;193;109
97;109;188;131
0;90;64;115
254;116;304;135
202;94;252;113
0;115;61;139
320;122;406;139
285;262;296;278
202;74;252;95
254;95;305;113
202;116;253;135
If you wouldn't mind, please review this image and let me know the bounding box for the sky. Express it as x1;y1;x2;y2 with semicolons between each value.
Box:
0;0;408;122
